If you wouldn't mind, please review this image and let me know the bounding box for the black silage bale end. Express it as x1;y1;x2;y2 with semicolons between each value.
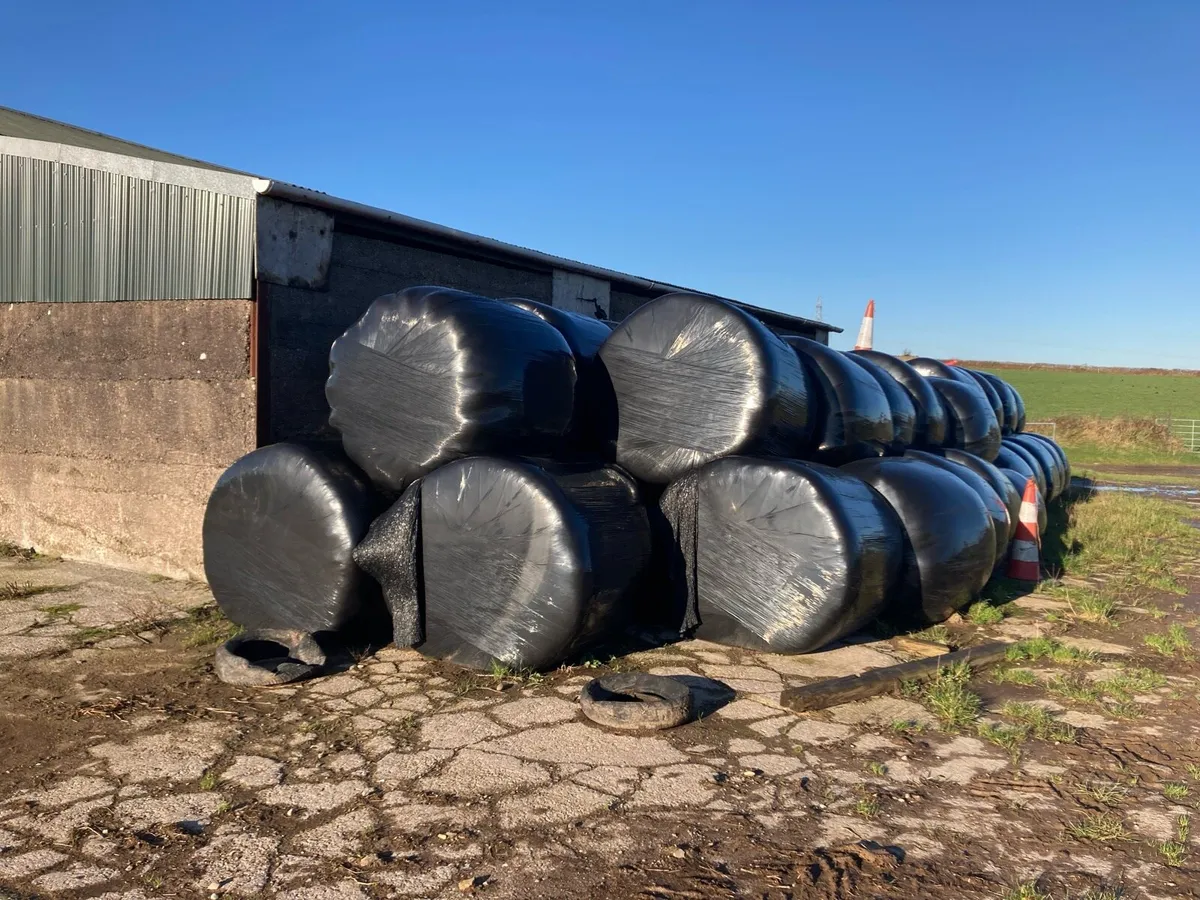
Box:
904;449;1010;568
203;443;383;636
658;456;902;654
326;286;578;492
841;455;995;627
843;351;917;450
411;457;652;672
598;293;812;484
926;376;1002;461
849;350;947;449
783;337;894;464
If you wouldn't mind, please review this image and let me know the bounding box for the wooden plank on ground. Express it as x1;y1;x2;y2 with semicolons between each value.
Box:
780;641;1012;713
889;636;952;658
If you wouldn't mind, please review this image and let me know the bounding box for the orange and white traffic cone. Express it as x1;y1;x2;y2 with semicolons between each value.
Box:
1007;477;1041;581
853;299;875;350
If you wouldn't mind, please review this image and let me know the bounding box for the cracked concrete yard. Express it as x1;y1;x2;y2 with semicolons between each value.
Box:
2;552;1200;899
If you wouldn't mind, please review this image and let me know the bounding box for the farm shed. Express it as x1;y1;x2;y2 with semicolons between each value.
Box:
0;106;840;578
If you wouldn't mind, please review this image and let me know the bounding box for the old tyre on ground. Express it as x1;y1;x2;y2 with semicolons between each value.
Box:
215;630;326;687
579;673;693;730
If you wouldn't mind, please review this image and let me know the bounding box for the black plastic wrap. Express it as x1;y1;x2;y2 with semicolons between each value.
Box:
783;336;893;463
503;298;618;456
850;350;947;448
1009;383;1028;432
353;480;424;647
926;376;1002;461
904;449;1009;566
1008;434;1064;500
999;468;1048;535
415;457;652;671
845;352;917;449
204;443;382;634
958;369;1005;431
657;457;902;653
941;448;1021;545
842;456;995;626
909;357;966;381
598;292;811;484
974;371;1019;435
326;286;578;491
999;441;1048;499
1025;433;1072;489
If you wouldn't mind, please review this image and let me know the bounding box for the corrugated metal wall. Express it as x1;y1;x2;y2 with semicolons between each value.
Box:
0;154;254;302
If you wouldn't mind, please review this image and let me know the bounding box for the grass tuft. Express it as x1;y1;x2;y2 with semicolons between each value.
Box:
1162;781;1190;802
854;792;881;818
198;770;219;791
1144;624;1193;657
1065;812;1130;842
991;666;1038;686
966;602;1008;626
977;722;1028;756
180;606;242;648
1005;637;1094;666
0;581;64;602
1000;883;1049;900
1001;702;1078;743
866;761;887;777
1080;781;1129;807
905;662;980;731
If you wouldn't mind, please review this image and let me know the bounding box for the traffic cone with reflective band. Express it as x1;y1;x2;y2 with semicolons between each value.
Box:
1007;477;1041;581
853;299;875;350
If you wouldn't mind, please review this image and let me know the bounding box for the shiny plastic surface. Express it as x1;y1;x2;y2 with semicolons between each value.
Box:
1024;433;1072;489
783;336;893;463
973;371;1019;434
417;458;652;671
353;480;424;647
904;449;1009;566
999;440;1048;499
842;456;995;626
327;286;578;491
598;293;811;483
958;369;1005;431
204;443;380;633
1009;383;1028;432
942;448;1021;545
926;377;1002;460
850;350;947;448
658;457;901;653
1008;434;1064;499
909;357;963;381
503;298;618;456
844;352;917;448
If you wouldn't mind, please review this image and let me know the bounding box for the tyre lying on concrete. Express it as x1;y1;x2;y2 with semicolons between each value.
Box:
656;456;902;653
849;350;947;449
327;286;578;491
841;456;995;626
784;336;894;464
355;458;653;672
598;293;811;484
203;443;382;634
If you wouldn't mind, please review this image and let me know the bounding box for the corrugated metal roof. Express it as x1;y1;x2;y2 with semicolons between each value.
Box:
0;106;247;175
1;154;254;302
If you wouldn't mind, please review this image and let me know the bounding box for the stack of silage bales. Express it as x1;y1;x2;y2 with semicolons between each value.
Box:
202;285;1070;675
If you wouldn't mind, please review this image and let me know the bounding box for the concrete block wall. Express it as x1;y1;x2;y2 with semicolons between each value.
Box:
0;300;256;578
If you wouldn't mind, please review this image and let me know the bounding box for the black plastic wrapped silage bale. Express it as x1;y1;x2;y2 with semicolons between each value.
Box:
357;457;652;672
783;336;893;463
958;369;1006;431
909;357;967;381
1024;433;1072;489
598;293;811;484
657;457;902;653
326;286;578;491
903;449;1010;568
842;456;995;626
1008;434;1065;500
849;350;946;448
503;298;617;457
203;443;382;634
999;440;1048;499
844;352;917;449
1009;383;1028;432
973;371;1019;435
926;376;1002;461
941;448;1021;545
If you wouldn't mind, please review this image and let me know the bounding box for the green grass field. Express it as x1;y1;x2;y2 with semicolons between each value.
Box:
976;367;1200;420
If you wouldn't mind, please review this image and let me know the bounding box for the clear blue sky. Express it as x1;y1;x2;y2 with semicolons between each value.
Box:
5;2;1198;367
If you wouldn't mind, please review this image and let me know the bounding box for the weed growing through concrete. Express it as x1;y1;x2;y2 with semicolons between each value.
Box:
1186;763;1200;781
991;666;1038;686
1069;592;1119;624
1000;702;1078;743
1005;637;1095;665
904;662;980;731
1144;624;1192;657
890;719;925;735
1158;815;1190;867
911;624;952;645
198;770;218;791
1001;883;1049;900
38;601;82;621
1065;812;1130;842
180;606;241;648
966;602;1008;626
866;761;887;777
1079;781;1129;807
977;722;1027;757
0;581;64;602
854;792;880;818
1162;781;1190;802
